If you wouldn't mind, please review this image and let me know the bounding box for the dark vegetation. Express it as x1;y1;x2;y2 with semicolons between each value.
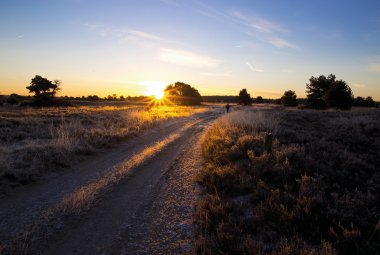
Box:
306;74;353;109
196;108;380;254
281;90;298;107
164;81;202;105
353;96;377;107
237;88;252;105
25;75;72;107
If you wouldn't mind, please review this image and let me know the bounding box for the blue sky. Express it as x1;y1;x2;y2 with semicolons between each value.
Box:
1;0;380;99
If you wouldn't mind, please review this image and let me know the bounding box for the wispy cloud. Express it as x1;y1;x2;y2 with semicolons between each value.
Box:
353;83;366;88
228;10;297;50
269;38;297;49
126;30;179;44
158;48;222;68
368;63;380;72
246;62;264;72
200;72;232;77
82;23;178;44
231;11;287;34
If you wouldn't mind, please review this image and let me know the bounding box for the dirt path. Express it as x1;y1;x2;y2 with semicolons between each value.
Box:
0;107;222;254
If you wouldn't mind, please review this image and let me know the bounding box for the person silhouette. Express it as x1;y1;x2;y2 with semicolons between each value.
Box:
225;103;230;113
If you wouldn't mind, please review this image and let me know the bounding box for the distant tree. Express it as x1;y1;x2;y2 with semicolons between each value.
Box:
306;74;336;109
237;89;252;105
323;80;353;110
164;82;202;105
26;75;61;98
26;75;61;106
353;96;376;107
281;90;298;106
255;96;264;104
87;95;100;101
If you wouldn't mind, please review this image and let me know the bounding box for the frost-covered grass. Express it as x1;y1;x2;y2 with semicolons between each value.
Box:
0;105;207;186
196;108;380;255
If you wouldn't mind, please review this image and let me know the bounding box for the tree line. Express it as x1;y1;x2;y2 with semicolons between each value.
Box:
234;74;377;109
1;74;378;109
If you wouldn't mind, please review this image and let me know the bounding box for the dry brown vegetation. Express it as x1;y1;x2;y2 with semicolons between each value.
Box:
0;105;207;187
196;108;380;254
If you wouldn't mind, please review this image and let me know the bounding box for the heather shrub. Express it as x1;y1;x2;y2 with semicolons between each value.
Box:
196;108;380;254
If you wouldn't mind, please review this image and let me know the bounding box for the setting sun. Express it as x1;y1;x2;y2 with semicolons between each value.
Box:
140;81;168;100
153;90;165;100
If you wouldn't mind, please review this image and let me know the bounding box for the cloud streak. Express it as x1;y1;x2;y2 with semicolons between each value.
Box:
353;83;366;88
269;38;297;49
246;62;264;72
228;10;297;50
82;23;178;44
231;11;287;34
158;48;222;68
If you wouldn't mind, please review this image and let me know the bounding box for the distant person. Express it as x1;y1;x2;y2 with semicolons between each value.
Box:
225;103;230;113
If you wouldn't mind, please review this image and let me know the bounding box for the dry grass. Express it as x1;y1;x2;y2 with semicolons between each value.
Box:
3;117;205;255
196;108;380;255
0;104;207;186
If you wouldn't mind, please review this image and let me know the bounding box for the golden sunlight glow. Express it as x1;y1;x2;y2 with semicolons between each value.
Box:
140;80;168;100
154;90;165;100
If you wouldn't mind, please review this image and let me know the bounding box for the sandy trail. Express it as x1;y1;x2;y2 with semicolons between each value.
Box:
0;107;222;254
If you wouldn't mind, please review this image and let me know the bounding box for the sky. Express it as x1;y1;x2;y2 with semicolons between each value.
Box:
1;0;380;99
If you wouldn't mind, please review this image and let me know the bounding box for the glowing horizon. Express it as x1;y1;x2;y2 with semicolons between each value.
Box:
1;1;379;100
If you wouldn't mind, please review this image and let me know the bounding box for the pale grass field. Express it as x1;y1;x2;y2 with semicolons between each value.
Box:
0;105;207;185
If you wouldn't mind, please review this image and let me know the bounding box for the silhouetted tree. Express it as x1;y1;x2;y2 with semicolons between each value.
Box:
237;89;252;105
281;90;298;106
323;80;353;109
26;75;61;98
26;75;62;106
87;95;100;101
306;74;336;109
255;96;264;103
353;96;376;107
165;82;202;105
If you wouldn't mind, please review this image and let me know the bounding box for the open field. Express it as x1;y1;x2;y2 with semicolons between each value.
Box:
0;104;207;188
196;107;380;254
